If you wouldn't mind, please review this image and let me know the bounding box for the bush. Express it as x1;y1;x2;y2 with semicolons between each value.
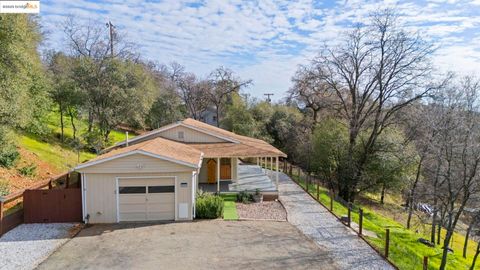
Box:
195;193;224;219
0;127;19;168
0;147;19;168
0;179;10;196
18;164;37;177
236;190;253;203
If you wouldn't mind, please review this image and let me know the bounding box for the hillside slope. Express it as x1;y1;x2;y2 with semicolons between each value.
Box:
0;112;132;195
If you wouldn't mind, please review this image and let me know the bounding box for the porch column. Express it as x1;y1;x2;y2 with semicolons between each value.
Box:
217;157;220;193
265;157;268;175
270;156;274;176
275;156;279;189
263;157;266;174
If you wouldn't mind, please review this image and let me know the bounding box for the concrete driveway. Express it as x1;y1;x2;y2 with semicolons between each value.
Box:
37;220;339;270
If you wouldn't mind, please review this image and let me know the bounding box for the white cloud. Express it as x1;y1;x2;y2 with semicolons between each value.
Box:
39;0;480;101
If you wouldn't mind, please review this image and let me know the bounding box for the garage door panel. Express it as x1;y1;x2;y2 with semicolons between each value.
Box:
147;194;174;203
147;203;174;212
120;202;147;212
148;213;175;221
120;212;147;221
118;177;176;222
119;195;146;203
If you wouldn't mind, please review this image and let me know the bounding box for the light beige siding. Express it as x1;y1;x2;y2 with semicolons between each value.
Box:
158;126;228;143
198;158;210;183
83;172;194;223
78;154;194;174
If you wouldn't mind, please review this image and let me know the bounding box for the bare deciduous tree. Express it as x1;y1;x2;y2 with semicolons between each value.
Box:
208;66;252;126
312;9;435;201
176;72;211;120
289;64;333;127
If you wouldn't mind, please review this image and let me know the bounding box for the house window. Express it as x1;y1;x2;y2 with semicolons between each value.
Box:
178;131;184;139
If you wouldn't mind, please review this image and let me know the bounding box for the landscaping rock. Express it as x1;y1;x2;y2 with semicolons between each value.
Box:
236;201;287;221
0;223;79;270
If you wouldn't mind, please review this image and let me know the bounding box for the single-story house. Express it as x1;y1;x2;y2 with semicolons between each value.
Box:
74;118;286;223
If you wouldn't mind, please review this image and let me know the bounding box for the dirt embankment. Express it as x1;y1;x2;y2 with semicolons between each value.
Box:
0;148;60;194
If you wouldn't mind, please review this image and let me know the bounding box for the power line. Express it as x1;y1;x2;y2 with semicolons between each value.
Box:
264;93;274;103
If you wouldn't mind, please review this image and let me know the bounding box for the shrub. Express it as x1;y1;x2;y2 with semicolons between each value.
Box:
18;164;37;177
236;190;253;203
195;193;224;219
0;147;19;168
0;127;19;168
0;179;10;196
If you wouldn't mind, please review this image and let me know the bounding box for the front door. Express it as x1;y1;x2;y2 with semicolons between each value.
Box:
207;159;217;184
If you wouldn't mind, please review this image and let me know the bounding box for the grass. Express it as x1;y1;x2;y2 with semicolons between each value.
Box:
16;111;134;172
291;175;479;270
221;193;239;220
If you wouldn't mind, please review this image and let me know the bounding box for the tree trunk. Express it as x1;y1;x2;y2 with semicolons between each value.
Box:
470;242;480;270
437;206;444;245
407;158;424;229
104;129;111;143
68;109;77;140
380;182;386;204
406;195;414;229
59;105;64;142
464;220;474;258
431;197;438;244
88;109;93;133
440;228;453;270
215;105;220;127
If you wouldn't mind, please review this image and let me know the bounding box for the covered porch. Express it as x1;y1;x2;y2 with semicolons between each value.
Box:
198;157;280;194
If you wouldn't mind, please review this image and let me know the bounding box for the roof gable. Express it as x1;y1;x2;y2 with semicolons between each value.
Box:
76;137;203;170
115;120;239;146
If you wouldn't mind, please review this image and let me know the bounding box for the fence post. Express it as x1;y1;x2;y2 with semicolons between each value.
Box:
77;173;82;188
316;180;320;201
359;209;363;236
0;199;3;236
65;173;70;189
48;180;52;189
385;228;390;258
330;190;334;211
423;256;428;270
347;202;352;227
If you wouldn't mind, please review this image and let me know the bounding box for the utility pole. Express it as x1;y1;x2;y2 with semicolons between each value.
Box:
264;93;274;103
106;21;115;57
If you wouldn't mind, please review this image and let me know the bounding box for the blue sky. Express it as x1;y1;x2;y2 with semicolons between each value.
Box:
40;0;480;101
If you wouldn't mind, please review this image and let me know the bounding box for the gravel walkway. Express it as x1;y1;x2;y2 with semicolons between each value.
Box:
278;172;395;270
0;223;80;270
236;201;287;221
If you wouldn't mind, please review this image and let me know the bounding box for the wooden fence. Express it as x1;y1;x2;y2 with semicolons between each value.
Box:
0;172;81;236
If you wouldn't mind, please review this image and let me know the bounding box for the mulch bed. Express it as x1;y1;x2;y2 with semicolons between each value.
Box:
236;201;287;221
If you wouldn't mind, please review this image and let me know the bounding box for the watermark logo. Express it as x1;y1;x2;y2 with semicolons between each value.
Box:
0;1;40;13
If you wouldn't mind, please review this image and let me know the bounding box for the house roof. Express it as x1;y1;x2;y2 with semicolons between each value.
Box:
107;118;287;159
75;137;203;170
181;118;286;158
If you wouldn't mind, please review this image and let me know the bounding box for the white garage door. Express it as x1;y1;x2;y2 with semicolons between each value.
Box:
118;178;175;222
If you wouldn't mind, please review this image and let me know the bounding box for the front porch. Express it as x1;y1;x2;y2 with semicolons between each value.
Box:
199;163;278;193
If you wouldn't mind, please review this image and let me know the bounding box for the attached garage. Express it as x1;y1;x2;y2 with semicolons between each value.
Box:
75;138;203;223
117;177;176;222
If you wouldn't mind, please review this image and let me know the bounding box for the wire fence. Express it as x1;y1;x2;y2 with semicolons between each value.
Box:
282;162;437;270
